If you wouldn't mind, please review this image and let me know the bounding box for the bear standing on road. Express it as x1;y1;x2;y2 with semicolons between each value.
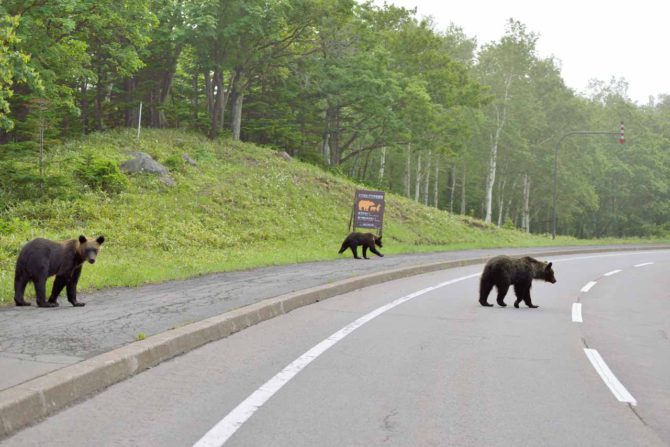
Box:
338;232;383;259
14;235;105;308
479;255;556;308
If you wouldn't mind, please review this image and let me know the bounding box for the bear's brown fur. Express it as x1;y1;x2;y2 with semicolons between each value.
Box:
479;255;556;308
14;235;105;308
338;232;383;259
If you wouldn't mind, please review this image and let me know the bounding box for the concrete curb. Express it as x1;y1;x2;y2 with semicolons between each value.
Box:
0;245;667;438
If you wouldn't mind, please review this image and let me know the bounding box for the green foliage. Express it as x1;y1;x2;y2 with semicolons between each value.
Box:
0;2;667;241
74;153;129;194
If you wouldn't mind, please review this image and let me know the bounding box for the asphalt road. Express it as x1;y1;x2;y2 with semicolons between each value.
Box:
0;244;657;391
2;249;668;446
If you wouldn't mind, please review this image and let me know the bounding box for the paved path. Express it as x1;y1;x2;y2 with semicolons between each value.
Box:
0;245;665;391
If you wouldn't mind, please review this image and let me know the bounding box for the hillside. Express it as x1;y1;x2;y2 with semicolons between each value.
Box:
0;130;645;303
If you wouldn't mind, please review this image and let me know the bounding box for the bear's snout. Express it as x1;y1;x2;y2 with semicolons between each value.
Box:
88;258;96;264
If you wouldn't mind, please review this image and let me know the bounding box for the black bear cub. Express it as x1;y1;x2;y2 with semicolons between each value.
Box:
479;255;556;308
338;232;383;259
14;235;105;308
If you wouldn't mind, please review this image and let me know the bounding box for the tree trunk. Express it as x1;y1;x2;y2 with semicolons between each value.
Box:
378;146;386;183
361;149;372;180
449;163;456;212
460;160;467;215
192;73;199;123
230;91;244;140
321;106;335;165
94;76;105;131
484;74;512;223
204;71;213;117
208;68;227;139
404;143;411;197
414;152;422;202
497;178;506;227
484;131;498;223
80;81;89;134
434;159;440;208
423;151;432;205
230;67;245;140
522;173;531;232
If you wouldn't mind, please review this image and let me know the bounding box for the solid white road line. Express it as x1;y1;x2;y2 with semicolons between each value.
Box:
603;269;622;276
571;303;583;323
634;262;654;267
581;281;597;293
583;348;637;406
193;272;481;447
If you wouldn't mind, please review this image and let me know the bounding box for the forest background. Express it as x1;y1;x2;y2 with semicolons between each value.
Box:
1;0;669;239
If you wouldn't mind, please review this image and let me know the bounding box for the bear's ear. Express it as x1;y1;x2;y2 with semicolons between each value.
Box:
546;262;553;269
78;235;87;244
96;235;105;245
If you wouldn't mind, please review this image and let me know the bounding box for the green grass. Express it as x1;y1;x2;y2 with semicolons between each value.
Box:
1;129;666;304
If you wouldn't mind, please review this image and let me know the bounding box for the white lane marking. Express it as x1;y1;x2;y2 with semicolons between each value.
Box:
603;269;622;277
583;348;637;406
193;272;481;447
634;262;654;267
581;281;597;293
553;251;667;263
572;303;583;323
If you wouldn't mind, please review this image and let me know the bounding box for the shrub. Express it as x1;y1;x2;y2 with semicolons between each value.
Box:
74;153;129;194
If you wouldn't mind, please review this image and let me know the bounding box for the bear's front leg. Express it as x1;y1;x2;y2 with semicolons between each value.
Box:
66;267;86;307
34;279;57;308
370;247;384;258
48;276;68;307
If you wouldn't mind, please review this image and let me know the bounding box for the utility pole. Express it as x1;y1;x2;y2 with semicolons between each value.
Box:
552;122;624;239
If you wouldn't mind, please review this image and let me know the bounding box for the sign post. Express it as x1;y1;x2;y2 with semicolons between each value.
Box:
350;189;385;235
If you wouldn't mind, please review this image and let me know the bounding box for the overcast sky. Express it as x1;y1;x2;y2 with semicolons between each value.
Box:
375;0;669;104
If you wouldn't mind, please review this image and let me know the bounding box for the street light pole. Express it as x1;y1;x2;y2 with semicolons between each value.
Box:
552;125;623;239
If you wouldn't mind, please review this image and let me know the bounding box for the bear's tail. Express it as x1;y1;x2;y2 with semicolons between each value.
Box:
338;241;348;254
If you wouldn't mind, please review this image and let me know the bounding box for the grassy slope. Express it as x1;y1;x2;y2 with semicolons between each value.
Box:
0;129;661;303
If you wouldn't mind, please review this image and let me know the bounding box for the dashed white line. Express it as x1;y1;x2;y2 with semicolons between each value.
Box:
581;281;597;293
634;262;654;267
603;269;622;276
583;348;637;406
571;303;583;322
193;272;480;447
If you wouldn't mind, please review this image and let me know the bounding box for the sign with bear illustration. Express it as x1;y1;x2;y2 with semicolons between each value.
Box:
352;189;385;230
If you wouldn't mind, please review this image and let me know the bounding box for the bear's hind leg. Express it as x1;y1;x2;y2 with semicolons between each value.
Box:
362;245;369;259
496;283;510;307
479;277;494;307
351;246;361;259
14;275;31;306
34;280;56;308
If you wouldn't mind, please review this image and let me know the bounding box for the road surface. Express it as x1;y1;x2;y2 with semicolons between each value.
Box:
2;249;669;446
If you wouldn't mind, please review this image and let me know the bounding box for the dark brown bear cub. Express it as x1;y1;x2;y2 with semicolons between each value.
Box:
479;255;556;308
14;235;105;308
338;232;383;259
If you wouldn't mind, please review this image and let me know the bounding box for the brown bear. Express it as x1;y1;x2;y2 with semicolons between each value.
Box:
13;235;105;308
338;232;383;259
479;255;556;308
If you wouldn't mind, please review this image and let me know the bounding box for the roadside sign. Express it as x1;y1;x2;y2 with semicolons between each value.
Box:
351;189;385;231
